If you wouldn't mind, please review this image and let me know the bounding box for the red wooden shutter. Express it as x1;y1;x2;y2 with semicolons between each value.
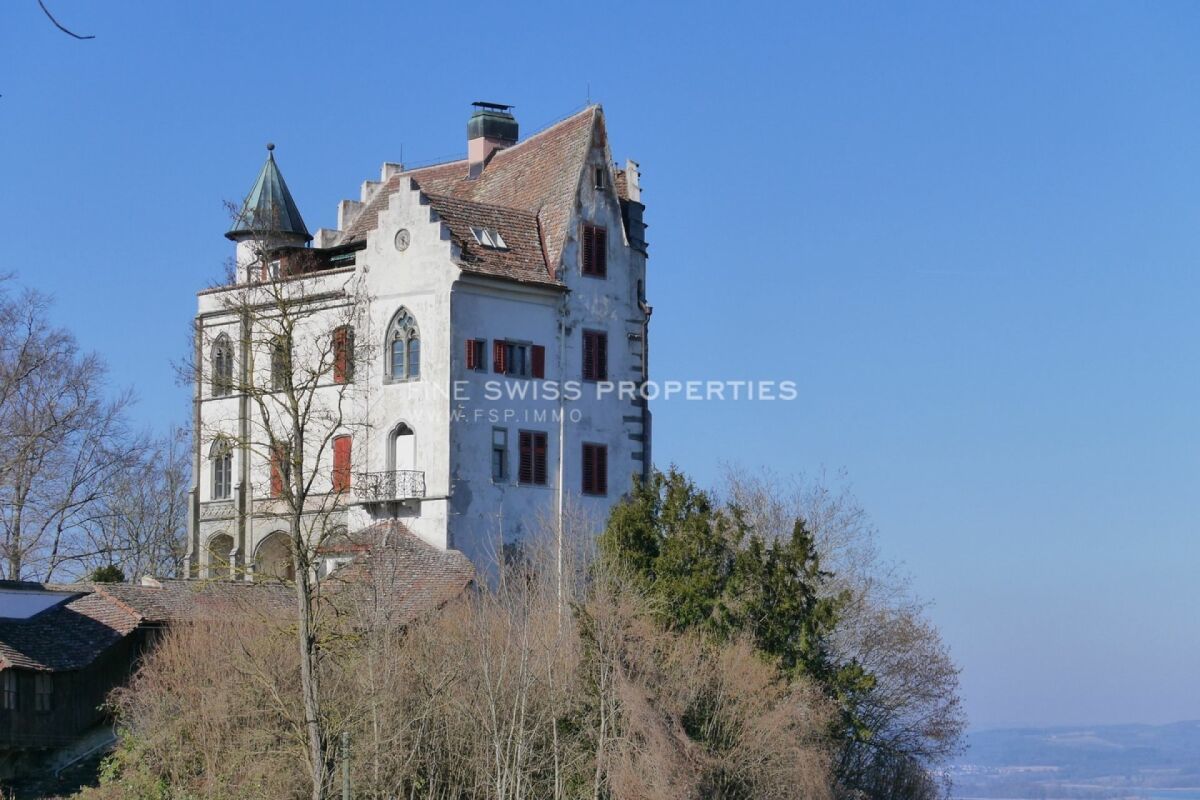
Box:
594;226;607;276
270;445;284;497
533;433;547;485
333;328;350;383
466;339;478;370
582;224;595;274
519;431;533;483
494;340;507;373
583;332;594;380
596;445;607;495
531;345;545;379
332;436;351;492
582;444;594;494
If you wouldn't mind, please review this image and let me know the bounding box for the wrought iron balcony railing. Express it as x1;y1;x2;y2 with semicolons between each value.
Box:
352;470;426;502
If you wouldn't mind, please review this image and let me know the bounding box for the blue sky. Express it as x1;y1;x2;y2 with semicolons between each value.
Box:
1;1;1197;730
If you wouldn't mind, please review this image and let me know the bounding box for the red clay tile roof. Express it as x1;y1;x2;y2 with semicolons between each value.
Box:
339;106;602;285
91;580;294;625
0;589;139;672
326;519;475;626
423;194;555;287
0;526;473;671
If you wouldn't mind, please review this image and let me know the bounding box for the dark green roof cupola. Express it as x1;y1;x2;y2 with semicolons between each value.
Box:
225;143;312;243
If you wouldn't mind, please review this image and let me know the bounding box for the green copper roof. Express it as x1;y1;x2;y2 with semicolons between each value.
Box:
225;144;311;242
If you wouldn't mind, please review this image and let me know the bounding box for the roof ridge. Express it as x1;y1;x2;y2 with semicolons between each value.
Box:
404;105;598;173
89;584;153;622
492;104;598;158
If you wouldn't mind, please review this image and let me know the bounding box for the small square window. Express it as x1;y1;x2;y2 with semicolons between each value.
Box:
470;226;508;250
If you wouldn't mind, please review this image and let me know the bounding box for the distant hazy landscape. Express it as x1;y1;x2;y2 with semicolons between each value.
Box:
950;721;1200;799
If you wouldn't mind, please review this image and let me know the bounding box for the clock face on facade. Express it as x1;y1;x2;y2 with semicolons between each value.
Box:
394;229;411;251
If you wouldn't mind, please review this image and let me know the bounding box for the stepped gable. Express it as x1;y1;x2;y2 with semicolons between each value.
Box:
340;106;600;285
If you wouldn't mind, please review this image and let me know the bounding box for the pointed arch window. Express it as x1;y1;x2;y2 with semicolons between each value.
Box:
386;307;421;381
210;438;233;500
212;333;233;397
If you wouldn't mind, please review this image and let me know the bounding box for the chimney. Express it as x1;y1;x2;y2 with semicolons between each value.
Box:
467;102;518;179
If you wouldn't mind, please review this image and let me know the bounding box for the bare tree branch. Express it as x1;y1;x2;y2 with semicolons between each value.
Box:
37;0;95;40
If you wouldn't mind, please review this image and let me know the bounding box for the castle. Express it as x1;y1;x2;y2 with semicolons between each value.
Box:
183;103;651;578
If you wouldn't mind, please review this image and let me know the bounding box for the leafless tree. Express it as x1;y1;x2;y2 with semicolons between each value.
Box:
724;467;966;798
191;210;372;800
79;426;191;581
88;530;837;800
0;283;144;581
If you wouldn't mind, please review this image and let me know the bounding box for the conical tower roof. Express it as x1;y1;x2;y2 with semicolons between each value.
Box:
225;143;311;242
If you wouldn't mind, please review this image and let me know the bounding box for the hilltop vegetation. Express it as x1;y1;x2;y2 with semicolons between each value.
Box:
77;468;963;799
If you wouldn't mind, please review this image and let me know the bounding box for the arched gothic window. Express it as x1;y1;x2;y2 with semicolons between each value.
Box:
212;333;233;397
386;308;420;381
210;438;233;500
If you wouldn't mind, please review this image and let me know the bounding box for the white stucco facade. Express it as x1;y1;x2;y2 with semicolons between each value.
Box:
185;105;651;578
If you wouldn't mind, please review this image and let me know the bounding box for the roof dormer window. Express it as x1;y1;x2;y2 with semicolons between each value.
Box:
470;226;508;250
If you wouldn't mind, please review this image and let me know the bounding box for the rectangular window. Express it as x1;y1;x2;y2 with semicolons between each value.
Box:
212;344;233;398
333;327;354;384
583;330;608;381
332;436;351;493
1;671;15;711
518;431;548;486
582;443;608;496
506;343;528;377
271;337;290;391
34;673;52;713
212;451;231;501
495;340;543;378
594;166;607;190
582;224;607;277
492;427;508;481
466;338;486;371
270;443;290;498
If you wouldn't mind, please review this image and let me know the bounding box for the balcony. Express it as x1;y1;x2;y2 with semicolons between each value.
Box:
352;470;426;503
